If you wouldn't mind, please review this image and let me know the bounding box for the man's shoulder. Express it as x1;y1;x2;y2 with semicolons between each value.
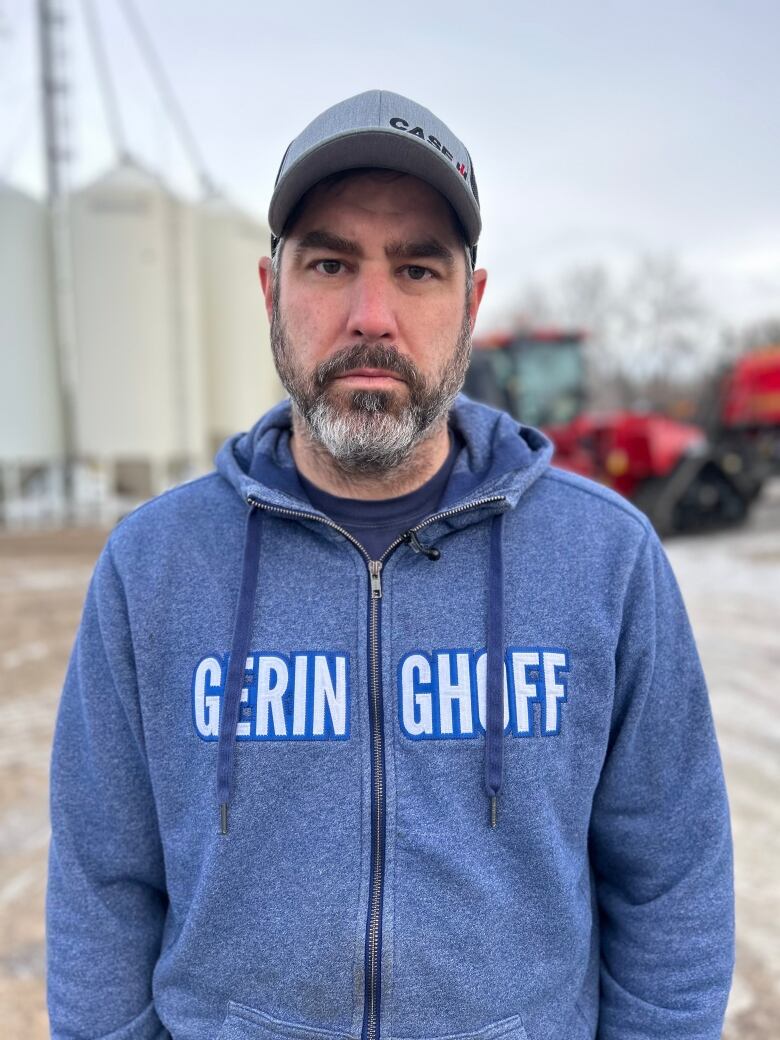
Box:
540;465;651;529
513;462;653;554
106;470;239;564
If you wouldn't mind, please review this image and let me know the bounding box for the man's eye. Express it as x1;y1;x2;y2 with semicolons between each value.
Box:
314;259;344;275
405;265;433;281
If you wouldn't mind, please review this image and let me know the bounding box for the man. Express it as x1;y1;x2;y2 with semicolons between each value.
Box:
47;90;734;1040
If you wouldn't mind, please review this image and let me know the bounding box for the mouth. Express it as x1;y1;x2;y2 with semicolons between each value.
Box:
331;368;406;388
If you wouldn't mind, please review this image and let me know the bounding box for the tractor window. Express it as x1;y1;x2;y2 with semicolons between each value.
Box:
465;338;584;427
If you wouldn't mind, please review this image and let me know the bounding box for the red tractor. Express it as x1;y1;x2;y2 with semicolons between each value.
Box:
705;344;780;495
464;328;767;536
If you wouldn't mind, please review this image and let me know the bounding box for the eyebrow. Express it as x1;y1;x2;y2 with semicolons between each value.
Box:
386;238;456;268
293;230;456;268
294;230;361;258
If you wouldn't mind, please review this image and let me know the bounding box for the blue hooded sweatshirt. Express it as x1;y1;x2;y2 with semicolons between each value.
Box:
47;396;734;1040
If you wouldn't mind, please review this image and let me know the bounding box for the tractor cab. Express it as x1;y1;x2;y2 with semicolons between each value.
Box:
464;328;586;428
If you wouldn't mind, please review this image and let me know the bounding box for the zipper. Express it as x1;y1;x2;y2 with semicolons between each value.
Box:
246;491;505;1038
365;558;383;1040
244;493;506;559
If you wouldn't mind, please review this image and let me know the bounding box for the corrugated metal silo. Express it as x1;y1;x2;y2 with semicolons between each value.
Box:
68;161;208;487
199;197;284;453
0;182;63;463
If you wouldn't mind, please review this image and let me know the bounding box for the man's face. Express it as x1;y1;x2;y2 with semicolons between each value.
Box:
259;171;487;474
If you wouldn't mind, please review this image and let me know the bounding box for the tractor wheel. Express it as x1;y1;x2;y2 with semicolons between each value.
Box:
633;459;749;537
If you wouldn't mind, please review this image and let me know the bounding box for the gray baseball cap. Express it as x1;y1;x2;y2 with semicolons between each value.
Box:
268;89;481;263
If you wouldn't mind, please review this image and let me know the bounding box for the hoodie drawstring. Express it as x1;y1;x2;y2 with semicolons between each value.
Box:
485;512;505;828
217;505;263;835
216;501;506;833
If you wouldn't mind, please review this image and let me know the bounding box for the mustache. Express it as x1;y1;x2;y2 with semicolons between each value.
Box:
314;344;421;389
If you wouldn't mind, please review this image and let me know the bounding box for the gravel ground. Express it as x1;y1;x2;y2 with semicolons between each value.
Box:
0;487;778;1038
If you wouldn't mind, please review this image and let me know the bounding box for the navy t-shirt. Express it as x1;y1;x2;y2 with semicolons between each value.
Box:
298;432;460;560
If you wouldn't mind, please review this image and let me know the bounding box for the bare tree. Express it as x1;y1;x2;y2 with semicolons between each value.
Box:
508;283;555;328
505;254;718;410
736;316;780;353
615;255;711;386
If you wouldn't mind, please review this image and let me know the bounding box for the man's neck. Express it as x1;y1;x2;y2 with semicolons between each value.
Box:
289;416;451;500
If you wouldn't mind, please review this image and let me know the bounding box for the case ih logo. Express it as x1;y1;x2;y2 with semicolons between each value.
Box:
389;116;469;180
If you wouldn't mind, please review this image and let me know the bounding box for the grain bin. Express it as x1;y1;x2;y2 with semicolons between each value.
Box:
68;160;208;495
0;182;63;463
0;182;67;523
199;197;284;454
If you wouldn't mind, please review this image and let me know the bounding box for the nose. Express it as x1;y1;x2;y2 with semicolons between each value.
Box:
346;270;398;341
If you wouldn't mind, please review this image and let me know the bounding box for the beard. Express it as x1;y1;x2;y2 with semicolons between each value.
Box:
270;301;472;475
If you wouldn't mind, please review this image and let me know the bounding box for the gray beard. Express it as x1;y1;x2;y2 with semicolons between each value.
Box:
270;306;472;475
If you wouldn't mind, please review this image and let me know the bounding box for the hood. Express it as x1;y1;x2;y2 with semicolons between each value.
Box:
215;394;553;514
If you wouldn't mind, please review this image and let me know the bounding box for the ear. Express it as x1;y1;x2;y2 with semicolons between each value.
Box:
258;256;274;323
468;268;488;331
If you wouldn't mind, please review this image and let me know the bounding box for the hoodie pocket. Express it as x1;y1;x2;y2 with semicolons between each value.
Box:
216;1003;351;1040
216;1003;528;1040
395;1016;529;1040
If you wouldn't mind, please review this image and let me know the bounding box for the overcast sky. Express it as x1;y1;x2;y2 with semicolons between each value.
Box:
2;0;778;334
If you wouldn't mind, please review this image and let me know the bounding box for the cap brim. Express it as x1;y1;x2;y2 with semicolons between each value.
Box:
268;128;481;245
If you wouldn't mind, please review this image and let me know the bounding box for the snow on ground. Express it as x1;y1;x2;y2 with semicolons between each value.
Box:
666;480;780;1038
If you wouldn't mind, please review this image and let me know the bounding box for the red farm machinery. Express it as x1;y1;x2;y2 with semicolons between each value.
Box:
464;330;780;536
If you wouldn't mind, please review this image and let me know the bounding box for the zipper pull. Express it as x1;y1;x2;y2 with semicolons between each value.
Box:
369;560;383;599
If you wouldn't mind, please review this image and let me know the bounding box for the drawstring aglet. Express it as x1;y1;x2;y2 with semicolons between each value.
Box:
489;795;498;828
402;529;441;561
220;803;229;835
